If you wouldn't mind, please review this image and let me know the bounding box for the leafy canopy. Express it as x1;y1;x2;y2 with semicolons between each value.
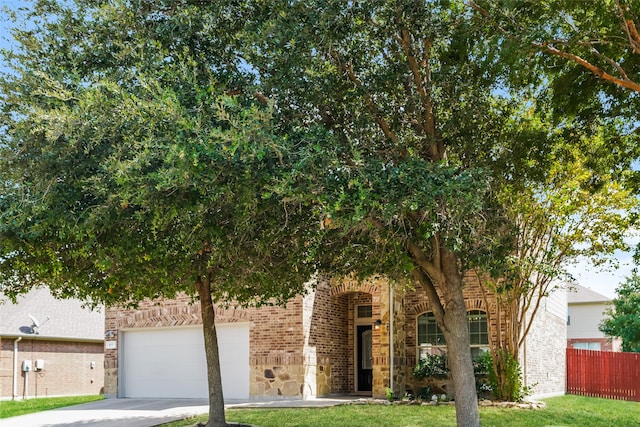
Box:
0;0;315;308
600;273;640;352
469;0;640;127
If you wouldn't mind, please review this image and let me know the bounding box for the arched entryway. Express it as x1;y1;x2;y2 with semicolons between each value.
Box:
330;279;388;396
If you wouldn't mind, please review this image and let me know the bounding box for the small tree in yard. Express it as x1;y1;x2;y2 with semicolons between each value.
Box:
0;3;315;426
467;0;640;401
480;132;638;401
600;273;640;352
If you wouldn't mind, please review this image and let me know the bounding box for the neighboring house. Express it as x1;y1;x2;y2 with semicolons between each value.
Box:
0;287;105;400
104;272;566;401
567;284;622;352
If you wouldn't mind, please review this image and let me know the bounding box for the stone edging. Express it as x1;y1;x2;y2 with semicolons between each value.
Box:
344;398;546;409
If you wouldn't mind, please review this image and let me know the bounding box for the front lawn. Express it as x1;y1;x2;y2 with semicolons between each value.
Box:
163;395;640;427
0;395;104;418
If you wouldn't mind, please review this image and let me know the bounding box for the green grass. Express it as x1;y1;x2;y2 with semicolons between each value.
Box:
0;395;104;418
162;395;640;427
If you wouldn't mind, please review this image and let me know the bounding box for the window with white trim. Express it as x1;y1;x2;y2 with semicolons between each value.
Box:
573;342;601;351
417;310;489;359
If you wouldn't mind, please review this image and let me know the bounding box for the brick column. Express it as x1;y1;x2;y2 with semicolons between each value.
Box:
372;284;390;398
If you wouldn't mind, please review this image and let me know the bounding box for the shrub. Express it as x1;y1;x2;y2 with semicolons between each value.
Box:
412;353;449;379
416;386;432;401
385;387;395;401
486;349;534;402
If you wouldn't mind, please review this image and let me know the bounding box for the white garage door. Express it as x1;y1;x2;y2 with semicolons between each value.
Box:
121;324;249;399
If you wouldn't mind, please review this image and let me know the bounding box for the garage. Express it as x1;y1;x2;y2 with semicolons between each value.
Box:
120;324;249;399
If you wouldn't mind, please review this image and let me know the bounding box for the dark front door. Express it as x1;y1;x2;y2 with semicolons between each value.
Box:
357;325;372;392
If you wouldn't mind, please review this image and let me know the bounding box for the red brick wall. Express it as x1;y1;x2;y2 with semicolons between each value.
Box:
329;296;349;393
403;271;495;365
0;338;104;399
250;298;303;361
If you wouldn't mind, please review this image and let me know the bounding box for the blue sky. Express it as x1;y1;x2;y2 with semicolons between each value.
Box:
566;250;635;299
0;1;634;300
0;1;26;75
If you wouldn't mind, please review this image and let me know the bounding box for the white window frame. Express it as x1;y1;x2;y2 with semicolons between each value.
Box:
417;310;489;360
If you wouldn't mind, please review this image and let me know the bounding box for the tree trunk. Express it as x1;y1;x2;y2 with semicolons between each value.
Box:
440;256;480;427
197;277;227;427
413;245;480;427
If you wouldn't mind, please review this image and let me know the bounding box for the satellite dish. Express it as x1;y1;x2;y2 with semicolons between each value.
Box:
29;314;40;328
28;314;50;334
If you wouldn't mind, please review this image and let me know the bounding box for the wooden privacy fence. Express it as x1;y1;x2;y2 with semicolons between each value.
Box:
566;348;640;401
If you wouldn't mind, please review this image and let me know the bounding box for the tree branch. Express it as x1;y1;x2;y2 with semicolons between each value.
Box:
467;0;640;94
407;240;443;286
539;43;640;92
616;0;640;54
329;50;400;144
397;27;444;161
412;266;446;328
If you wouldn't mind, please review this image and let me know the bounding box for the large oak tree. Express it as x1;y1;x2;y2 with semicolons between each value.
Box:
239;1;639;419
239;2;520;425
0;2;315;426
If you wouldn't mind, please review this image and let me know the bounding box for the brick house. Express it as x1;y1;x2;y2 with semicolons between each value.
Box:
567;284;622;352
104;272;566;400
0;287;105;400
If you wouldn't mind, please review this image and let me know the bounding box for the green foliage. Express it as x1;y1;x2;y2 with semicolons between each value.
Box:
241;0;520;277
413;353;449;379
485;350;533;402
0;5;317;425
0;0;315;308
474;351;492;377
4;3;639;426
416;386;432;401
471;0;640;124
413;351;493;397
384;387;395;402
600;272;640;352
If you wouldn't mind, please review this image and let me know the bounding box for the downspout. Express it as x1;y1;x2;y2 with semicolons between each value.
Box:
522;316;527;389
389;285;394;393
13;336;22;400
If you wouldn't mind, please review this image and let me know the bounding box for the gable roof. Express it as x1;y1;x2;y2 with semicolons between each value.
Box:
567;284;611;304
0;287;104;341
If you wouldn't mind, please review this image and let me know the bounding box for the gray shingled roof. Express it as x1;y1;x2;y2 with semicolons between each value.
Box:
0;287;104;341
567;284;611;304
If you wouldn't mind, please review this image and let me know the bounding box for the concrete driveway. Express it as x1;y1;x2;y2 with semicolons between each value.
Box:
1;398;209;427
1;397;354;427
